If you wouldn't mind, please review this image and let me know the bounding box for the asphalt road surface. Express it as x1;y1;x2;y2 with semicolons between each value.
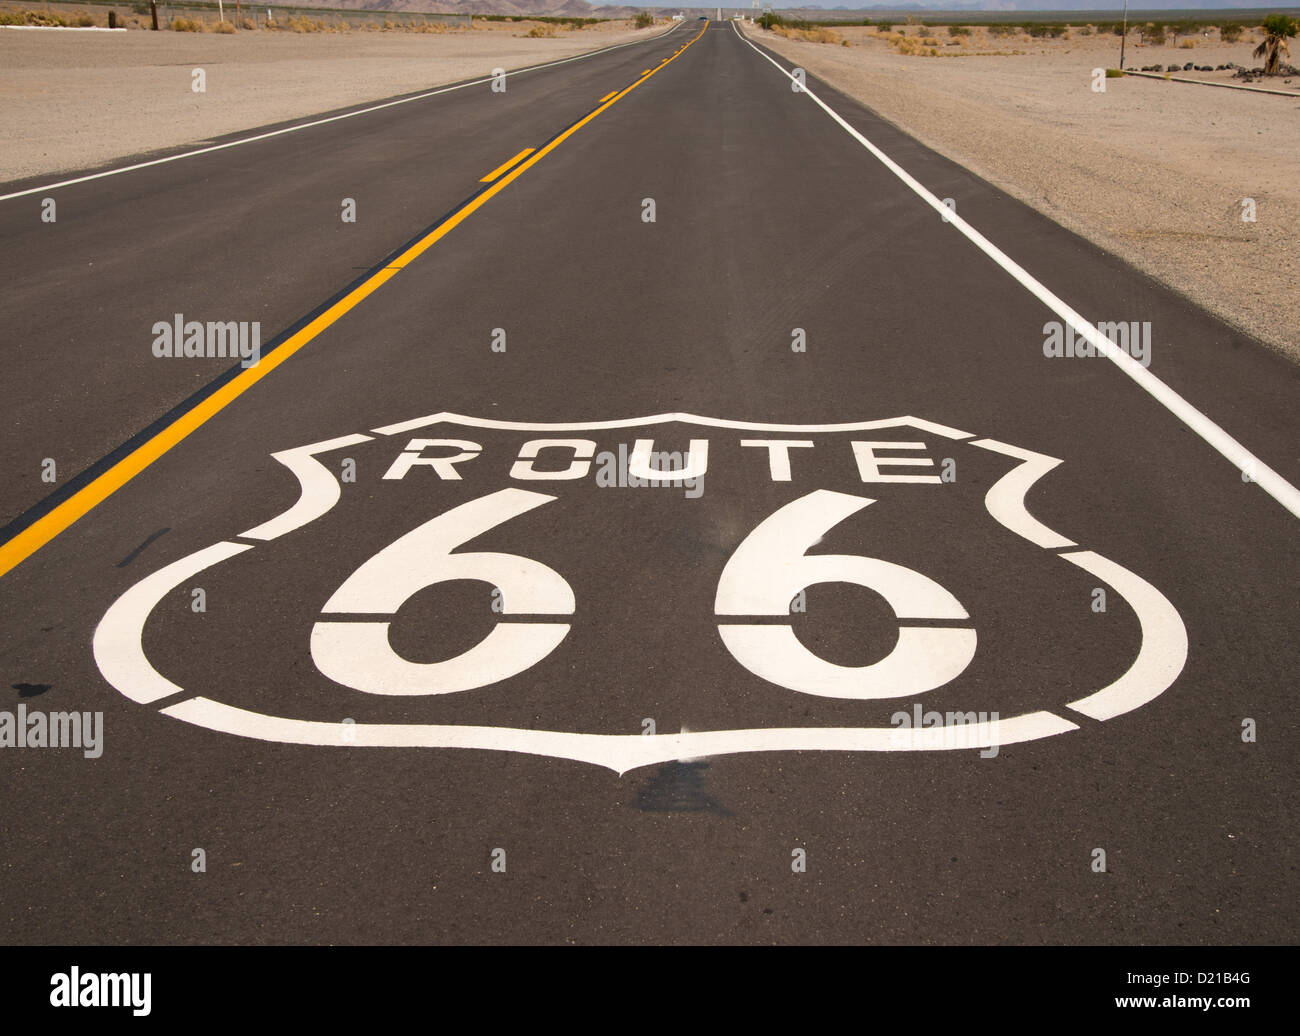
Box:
1;20;1296;945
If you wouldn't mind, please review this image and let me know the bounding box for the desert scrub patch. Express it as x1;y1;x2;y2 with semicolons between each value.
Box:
894;35;940;56
2;9;72;25
171;17;202;31
772;24;844;44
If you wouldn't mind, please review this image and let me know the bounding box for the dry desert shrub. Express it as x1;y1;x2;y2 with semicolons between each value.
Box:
895;35;939;56
171;17;202;32
1;9;70;25
771;24;843;44
806;28;843;44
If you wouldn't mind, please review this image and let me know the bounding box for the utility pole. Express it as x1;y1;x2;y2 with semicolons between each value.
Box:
1119;0;1129;69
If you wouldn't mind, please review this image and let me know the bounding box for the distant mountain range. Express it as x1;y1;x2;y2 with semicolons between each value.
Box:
296;0;602;15
288;0;1292;15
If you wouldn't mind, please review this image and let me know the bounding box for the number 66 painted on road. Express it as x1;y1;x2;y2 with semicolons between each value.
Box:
310;488;976;700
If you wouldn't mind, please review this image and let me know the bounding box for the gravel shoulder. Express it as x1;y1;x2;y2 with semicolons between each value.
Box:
0;20;656;183
740;22;1299;362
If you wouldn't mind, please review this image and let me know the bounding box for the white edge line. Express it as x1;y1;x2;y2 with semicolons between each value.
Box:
734;21;1300;521
0;21;682;203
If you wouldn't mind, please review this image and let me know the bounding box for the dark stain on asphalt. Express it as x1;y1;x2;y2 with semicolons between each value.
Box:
13;683;51;698
116;527;170;568
635;761;732;815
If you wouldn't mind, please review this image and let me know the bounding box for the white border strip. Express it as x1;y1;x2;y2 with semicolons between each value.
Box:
0;21;681;203
372;411;973;438
1124;69;1300;98
162;697;1079;774
1;25;126;31
93;540;252;704
734;22;1300;521
1061;550;1188;721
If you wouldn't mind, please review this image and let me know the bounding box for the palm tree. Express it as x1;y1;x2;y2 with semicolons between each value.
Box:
1253;14;1297;75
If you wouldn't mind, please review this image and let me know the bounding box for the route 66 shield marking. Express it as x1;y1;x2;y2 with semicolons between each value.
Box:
93;413;1187;774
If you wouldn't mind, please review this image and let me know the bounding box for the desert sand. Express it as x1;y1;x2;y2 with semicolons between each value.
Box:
740;21;1299;360
0;18;656;182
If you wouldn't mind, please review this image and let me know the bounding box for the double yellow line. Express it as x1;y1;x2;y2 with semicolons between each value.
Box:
479;148;535;183
0;22;710;581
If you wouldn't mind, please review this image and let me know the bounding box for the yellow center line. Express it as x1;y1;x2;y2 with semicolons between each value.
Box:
0;22;709;580
598;90;618;103
390;24;706;270
479;147;535;183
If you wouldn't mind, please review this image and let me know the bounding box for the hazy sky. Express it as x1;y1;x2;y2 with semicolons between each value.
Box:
592;2;1283;9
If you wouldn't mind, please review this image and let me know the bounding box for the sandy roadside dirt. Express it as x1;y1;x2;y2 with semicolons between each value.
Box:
0;19;659;182
741;22;1299;362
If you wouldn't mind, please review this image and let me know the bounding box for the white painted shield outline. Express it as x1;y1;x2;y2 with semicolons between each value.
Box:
93;414;1188;774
